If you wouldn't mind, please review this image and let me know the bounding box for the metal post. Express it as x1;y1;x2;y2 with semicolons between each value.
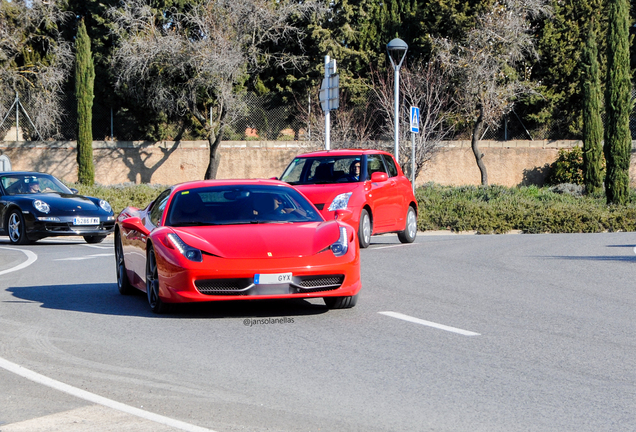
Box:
15;92;19;141
324;55;330;150
386;38;407;162
393;66;400;161
411;132;415;192
308;92;311;140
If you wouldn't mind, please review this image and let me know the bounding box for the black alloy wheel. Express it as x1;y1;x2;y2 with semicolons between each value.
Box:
146;246;169;314
115;232;134;295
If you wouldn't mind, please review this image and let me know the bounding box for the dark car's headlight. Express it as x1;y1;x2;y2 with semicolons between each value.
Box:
167;233;203;262
330;227;349;257
99;199;112;213
33;200;50;214
328;192;352;211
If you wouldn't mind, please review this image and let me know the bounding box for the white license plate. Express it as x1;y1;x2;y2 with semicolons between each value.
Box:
254;273;292;285
73;217;100;225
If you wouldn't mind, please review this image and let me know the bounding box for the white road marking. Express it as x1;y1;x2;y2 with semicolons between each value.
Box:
83;244;113;250
379;311;481;336
370;243;418;250
0;356;219;432
0;246;37;276
54;253;113;261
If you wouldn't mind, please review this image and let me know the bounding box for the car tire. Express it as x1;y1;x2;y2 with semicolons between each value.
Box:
358;209;371;249
7;210;31;245
84;235;106;244
146;246;170;314
397;206;417;244
115;232;135;295
324;294;358;309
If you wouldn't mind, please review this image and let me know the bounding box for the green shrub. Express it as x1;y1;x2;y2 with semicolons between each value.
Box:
66;182;167;216
546;146;584;185
416;183;636;234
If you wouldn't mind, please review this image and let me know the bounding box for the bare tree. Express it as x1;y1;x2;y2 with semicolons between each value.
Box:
371;60;455;179
0;0;73;139
109;0;324;179
295;89;379;147
435;0;552;185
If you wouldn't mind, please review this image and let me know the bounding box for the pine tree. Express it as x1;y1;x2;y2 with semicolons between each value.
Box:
75;18;95;185
581;20;603;195
604;0;631;205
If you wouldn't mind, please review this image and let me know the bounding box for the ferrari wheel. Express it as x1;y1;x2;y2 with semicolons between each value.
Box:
84;235;106;244
397;206;417;244
7;210;31;245
358;209;371;249
324;294;358;309
146;246;169;314
115;232;134;295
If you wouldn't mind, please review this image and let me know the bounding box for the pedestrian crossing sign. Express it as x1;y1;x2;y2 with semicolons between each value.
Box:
410;107;420;133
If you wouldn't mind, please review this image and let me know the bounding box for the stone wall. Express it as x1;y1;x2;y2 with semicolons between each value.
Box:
1;139;634;187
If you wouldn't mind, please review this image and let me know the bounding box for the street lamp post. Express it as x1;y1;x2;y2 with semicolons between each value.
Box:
386;38;408;162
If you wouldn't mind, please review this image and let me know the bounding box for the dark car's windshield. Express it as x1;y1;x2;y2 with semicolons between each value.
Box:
280;156;364;185
166;185;323;227
0;174;72;196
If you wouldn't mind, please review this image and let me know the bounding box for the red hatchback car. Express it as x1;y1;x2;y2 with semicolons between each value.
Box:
279;149;418;248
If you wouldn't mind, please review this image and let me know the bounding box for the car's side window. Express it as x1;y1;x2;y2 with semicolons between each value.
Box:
382;155;398;178
149;189;171;227
366;155;387;178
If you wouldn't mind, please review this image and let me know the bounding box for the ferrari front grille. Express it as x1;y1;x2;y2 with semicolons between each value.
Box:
292;275;344;293
195;278;251;295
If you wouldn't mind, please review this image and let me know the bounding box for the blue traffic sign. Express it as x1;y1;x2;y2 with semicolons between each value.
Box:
410;107;420;133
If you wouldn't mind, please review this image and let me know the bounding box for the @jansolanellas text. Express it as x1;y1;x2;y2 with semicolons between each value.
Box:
244;317;295;327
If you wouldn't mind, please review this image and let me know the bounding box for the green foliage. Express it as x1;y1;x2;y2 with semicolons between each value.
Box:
67;181;636;235
545;147;584;185
416;183;636;234
66;183;167;216
75;19;95;185
603;0;632;205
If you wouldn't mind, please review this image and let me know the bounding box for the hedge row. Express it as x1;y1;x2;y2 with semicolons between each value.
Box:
68;182;636;234
416;183;636;233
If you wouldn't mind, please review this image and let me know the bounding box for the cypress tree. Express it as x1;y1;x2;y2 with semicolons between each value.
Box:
604;0;631;205
75;18;95;185
581;20;603;195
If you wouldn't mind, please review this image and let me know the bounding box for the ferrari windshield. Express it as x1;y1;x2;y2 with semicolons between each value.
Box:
0;173;73;196
166;185;323;226
280;156;364;185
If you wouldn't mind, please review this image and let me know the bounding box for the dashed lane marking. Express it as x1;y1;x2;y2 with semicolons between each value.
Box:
379;311;481;336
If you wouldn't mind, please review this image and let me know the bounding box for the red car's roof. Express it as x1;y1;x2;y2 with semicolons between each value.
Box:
171;178;287;193
295;149;394;158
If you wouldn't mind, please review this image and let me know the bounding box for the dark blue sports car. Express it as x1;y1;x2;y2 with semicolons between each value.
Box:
0;171;115;244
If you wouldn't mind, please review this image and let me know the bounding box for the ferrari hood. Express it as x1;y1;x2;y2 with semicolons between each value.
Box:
293;184;358;208
173;221;342;259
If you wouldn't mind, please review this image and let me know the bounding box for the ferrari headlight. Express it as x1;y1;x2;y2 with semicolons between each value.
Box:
330;226;349;257
99;199;112;213
33;200;50;214
167;233;203;262
328;192;352;211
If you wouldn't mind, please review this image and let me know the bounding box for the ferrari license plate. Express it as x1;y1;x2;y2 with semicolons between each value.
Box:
254;272;292;284
73;217;99;225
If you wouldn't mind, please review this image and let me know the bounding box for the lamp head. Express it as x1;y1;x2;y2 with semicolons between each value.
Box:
386;38;408;69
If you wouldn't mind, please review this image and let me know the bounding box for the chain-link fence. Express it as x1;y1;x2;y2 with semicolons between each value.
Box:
2;90;636;143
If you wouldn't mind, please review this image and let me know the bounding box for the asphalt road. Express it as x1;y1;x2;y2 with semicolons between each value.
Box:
0;232;634;432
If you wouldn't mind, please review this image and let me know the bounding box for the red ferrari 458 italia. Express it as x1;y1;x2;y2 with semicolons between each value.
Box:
279;149;418;248
115;180;360;313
